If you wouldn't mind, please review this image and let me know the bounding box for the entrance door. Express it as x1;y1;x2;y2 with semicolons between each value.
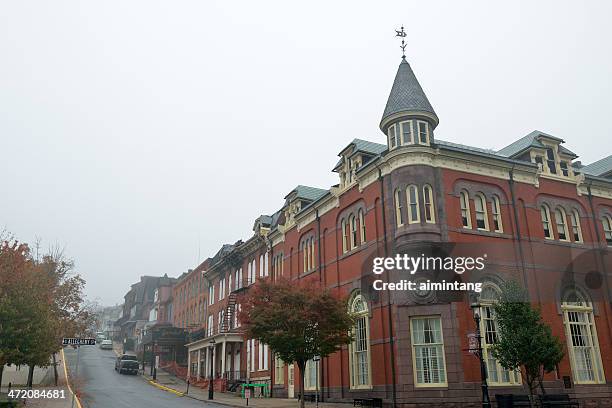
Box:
288;364;294;398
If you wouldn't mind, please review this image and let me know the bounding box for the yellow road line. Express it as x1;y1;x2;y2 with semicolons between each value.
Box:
61;348;83;408
147;379;185;396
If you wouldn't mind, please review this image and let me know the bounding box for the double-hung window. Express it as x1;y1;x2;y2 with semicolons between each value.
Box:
411;316;447;387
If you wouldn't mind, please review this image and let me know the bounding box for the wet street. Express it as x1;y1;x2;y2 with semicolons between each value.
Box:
64;346;223;408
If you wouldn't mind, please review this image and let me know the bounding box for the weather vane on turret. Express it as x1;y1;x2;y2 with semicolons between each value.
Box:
395;26;407;59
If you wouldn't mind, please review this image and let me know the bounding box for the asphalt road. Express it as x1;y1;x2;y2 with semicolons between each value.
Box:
64;345;223;408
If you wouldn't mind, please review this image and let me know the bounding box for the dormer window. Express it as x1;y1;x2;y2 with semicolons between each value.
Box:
417;121;429;145
534;155;544;169
400;121;413;145
545;148;557;174
388;124;398;149
560;161;569;177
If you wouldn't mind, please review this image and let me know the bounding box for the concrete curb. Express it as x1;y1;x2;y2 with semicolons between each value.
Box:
140;374;241;407
60;348;83;408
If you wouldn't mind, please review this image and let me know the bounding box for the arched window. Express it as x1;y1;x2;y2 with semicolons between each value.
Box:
358;209;366;243
310;237;315;270
423;185;435;223
541;205;553;239
492;195;503;233
555;208;569;241
301;241;306;272
474;193;489;230
406;185;420;224
341;220;348;253
602;215;612;246
561;289;605;384
349;214;358;249
349;292;371;389
460;191;471;228
394;189;404;227
477;284;520;385
570;209;583;243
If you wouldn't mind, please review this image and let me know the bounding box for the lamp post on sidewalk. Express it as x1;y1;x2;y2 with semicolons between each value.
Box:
470;302;491;408
208;339;216;400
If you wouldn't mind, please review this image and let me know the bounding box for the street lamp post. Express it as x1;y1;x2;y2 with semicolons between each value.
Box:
208;339;216;400
470;303;491;408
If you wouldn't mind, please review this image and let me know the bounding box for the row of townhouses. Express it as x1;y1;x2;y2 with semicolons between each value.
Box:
119;54;612;407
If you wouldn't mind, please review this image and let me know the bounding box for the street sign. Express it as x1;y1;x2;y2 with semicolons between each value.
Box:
244;388;251;399
63;338;96;346
467;333;478;354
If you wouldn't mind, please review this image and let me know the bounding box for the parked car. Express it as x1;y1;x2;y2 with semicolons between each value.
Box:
115;354;139;375
99;340;113;350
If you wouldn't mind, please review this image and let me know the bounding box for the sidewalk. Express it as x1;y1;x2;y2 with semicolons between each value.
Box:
0;350;77;408
143;369;349;408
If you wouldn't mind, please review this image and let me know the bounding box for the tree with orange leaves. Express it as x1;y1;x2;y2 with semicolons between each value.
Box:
239;278;354;408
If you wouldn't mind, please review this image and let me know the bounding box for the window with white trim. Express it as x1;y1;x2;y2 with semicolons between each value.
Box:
359;209;366;243
264;251;269;277
570;210;583;243
235;268;243;290
478;285;521;385
400;120;413;145
555;208;569;241
407;185;420;224
350;215;358;249
310;238;315;270
209;285;215;305
417;121;429;144
541;205;553;239
492;195;503;233
602;215;612;246
260;255;265;277
460;191;471;228
349;293;371;389
304;359;319;390
546;148;557;174
562;289;605;384
410;316;447;387
388;124;398;149
341;219;348;253
274;355;285;384
423;185;435;223
474;193;489;230
219;277;226;301
207;314;213;336
395;189;404;226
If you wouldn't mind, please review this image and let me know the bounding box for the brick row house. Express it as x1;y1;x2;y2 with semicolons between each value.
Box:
169;55;612;406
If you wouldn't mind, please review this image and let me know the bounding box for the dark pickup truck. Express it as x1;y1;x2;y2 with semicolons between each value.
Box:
115;354;140;375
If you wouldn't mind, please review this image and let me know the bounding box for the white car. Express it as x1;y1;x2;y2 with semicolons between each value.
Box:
99;340;113;350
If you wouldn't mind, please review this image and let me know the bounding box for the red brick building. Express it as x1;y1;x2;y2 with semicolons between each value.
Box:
173;55;612;406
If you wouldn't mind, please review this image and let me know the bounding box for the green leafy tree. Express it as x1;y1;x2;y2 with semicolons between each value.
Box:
240;278;355;408
491;281;564;404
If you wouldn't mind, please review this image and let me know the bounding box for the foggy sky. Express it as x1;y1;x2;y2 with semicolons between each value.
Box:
2;0;611;305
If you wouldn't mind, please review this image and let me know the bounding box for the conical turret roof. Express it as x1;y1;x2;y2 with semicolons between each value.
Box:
380;58;438;128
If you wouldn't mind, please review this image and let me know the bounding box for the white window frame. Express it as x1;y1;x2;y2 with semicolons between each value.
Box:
562;290;605;384
602;215;612;246
209;285;215;305
478;284;521;386
399;120;413;145
349;293;372;389
555;207;569;242
460;191;471;229
570;209;583;243
388;124;398;149
395;189;404;227
274;355;285;384
304;359;319;391
359;209;366;243
541;205;554;239
416;120;430;145
492;195;503;233
410;316;447;387
341;219;348;253
423;185;435;223
349;214;358;249
406;185;420;224
474;193;489;231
